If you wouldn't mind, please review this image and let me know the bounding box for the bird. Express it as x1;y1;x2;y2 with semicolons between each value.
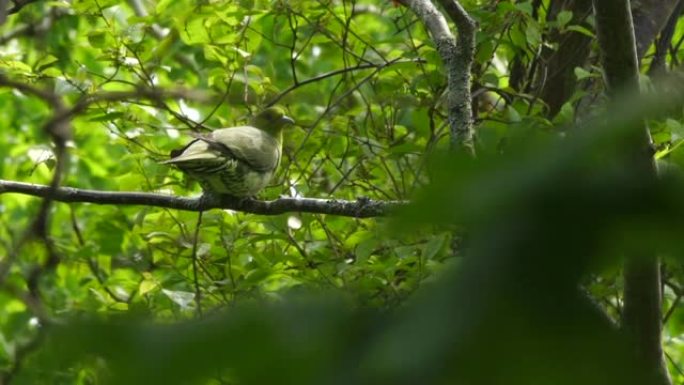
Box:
162;106;295;197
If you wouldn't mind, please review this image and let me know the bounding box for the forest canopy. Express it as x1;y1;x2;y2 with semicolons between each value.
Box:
0;0;684;384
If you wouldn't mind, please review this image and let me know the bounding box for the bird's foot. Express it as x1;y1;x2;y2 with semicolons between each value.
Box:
198;191;221;208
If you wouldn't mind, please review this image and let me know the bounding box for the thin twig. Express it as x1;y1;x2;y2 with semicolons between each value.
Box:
266;58;425;106
190;211;204;316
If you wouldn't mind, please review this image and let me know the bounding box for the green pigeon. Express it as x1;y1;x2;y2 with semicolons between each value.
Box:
163;106;295;197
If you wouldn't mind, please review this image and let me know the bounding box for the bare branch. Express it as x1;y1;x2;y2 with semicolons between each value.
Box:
0;180;407;218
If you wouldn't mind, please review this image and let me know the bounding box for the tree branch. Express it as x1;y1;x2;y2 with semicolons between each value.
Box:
60;87;209;123
0;75;208;122
0;180;406;218
7;0;41;15
0;73;63;108
397;0;476;155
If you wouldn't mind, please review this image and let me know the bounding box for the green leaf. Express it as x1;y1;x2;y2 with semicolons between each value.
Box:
510;25;527;50
344;230;374;249
180;17;211;45
87;30;108;48
139;278;159;296
566;25;595;37
525;22;542;48
422;234;446;260
0;60;33;75
476;40;495;64
162;289;195;309
41;67;62;77
355;238;379;261
506;106;522;123
666;118;684;139
514;1;533;15
35;55;59;72
574;67;596;80
155;0;174;13
557;10;573;28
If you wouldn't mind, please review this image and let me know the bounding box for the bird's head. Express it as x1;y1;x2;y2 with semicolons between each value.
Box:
251;106;295;139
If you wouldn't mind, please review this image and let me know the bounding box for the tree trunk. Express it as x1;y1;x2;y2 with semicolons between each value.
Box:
533;0;680;117
632;0;681;59
592;2;671;385
539;0;593;117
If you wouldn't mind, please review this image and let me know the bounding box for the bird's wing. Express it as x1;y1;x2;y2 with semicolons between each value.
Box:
161;138;218;164
162;126;280;172
208;126;281;172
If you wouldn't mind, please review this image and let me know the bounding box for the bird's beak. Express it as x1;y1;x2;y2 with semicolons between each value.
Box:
282;115;295;125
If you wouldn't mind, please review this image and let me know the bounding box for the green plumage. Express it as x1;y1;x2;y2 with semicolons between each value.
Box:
163;107;295;197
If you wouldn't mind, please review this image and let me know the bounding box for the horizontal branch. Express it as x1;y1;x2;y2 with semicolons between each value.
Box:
0;74;63;108
0;180;406;218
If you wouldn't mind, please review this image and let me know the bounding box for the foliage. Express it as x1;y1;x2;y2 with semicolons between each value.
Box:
0;0;683;384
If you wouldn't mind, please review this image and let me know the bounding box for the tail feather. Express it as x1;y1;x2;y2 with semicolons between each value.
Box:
161;151;219;165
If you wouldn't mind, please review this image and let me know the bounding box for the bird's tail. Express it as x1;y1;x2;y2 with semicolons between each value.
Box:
160;151;219;165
